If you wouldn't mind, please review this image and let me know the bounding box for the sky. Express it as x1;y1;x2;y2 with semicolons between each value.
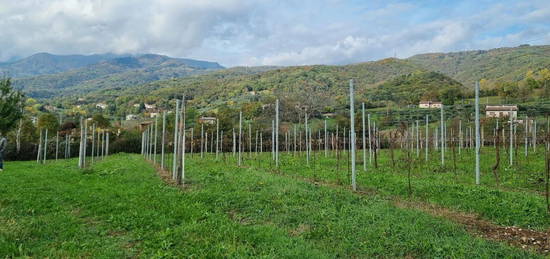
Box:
0;0;549;67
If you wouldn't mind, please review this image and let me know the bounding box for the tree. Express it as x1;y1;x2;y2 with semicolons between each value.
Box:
440;87;462;105
91;114;111;128
0;78;24;134
37;113;60;132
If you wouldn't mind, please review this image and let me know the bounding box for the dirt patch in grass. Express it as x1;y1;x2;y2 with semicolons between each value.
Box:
147;160;193;191
289;224;311;237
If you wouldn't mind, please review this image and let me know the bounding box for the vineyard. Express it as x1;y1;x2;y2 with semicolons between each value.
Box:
2;81;550;257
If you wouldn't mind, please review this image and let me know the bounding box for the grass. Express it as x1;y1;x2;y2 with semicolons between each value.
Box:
0;153;540;257
223;146;550;230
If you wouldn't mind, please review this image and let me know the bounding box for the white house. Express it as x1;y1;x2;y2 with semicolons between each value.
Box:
419;101;442;109
485;105;518;119
144;103;156;110
96;103;108;109
149;112;160;118
126;114;139;120
198;117;217;124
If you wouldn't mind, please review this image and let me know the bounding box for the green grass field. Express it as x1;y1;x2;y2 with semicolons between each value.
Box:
0;152;545;257
240;147;550;230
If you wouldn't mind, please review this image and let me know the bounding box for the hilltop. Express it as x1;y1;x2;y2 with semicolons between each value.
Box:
10;54;224;98
407;44;550;87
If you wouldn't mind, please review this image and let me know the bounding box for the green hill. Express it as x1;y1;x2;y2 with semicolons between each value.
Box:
13;54;224;98
407;44;550;87
73;59;447;117
368;71;464;106
0;53;125;77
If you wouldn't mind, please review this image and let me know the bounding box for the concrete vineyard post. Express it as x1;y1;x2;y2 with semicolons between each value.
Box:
275;99;279;168
239;111;242;166
305;113;309;166
272;120;275;160
232;128;236;157
43;128;48;163
475;81;481;185
91;124;96;163
425;115;429;161
325;119;329;158
416;120;420;157
510;109;513;166
78;117;83;168
161;111;166;169
368;113;372;163
201;124;204;158
349;79;356;191
459;120;462;154
294;124;297;156
190;128;194;157
55;131;59;160
172;100;180;177
181;98;186;185
154;116;158;163
362;103;366;171
216;118;219;160
106;132;110;156
440;105;444;165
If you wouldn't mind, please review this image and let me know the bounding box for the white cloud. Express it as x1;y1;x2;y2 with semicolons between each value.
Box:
0;0;262;62
0;0;548;66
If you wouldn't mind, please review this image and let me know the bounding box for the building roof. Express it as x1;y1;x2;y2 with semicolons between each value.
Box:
485;105;518;111
419;101;441;104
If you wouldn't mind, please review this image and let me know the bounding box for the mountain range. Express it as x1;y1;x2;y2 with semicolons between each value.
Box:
4;45;550;112
1;53;224;98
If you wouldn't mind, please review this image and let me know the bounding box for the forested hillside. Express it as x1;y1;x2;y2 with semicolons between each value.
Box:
12;54;224;98
59;59;465;119
0;53;124;77
408;44;550;87
18;45;550;120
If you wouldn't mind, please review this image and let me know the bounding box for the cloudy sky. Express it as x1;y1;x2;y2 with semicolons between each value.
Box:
0;0;549;67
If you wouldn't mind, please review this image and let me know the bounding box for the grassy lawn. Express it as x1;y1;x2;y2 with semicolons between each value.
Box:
0;153;540;257
237;147;550;230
